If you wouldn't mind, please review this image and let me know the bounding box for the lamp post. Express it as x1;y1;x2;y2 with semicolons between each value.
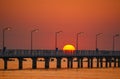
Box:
55;31;62;51
2;27;12;49
31;29;39;53
96;33;103;51
76;32;84;53
113;34;119;51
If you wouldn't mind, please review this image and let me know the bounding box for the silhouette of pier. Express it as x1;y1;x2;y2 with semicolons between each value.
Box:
0;49;120;70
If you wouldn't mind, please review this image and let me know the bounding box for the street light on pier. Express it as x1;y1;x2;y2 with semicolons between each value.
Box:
55;31;62;52
31;29;39;53
2;27;12;49
96;33;103;51
113;34;119;51
76;32;84;53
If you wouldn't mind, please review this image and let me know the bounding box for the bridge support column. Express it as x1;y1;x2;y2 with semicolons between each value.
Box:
105;58;108;68
77;58;81;68
67;58;73;68
32;58;37;69
88;58;90;68
57;58;61;68
88;58;93;68
78;58;83;68
114;58;116;67
3;58;8;70
18;58;23;70
71;59;73;68
100;58;103;68
109;58;112;68
97;58;99;68
45;58;49;69
118;58;120;67
81;58;83;68
91;58;93;68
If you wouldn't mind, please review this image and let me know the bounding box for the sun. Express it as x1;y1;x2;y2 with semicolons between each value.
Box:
63;44;75;54
63;44;75;50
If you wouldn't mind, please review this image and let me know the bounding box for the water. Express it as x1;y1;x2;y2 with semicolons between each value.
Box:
0;68;120;79
0;59;120;79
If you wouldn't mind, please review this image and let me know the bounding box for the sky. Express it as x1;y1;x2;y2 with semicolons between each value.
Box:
0;0;120;50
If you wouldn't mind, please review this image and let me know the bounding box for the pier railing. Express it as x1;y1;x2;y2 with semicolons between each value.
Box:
0;49;120;58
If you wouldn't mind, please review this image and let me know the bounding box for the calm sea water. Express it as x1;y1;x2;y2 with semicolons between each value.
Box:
0;68;120;79
0;58;120;79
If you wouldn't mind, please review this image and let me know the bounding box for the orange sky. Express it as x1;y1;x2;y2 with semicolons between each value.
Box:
0;0;120;50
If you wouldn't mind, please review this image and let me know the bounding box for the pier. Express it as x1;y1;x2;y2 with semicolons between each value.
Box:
0;49;120;69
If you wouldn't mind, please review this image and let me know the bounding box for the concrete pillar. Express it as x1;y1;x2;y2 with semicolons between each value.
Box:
88;58;93;68
81;58;83;68
97;58;99;68
67;58;73;68
18;58;23;70
100;58;103;68
3;58;8;70
114;58;116;67
118;58;120;67
57;58;61;68
71;58;73;68
67;58;70;68
91;58;93;68
77;58;81;68
32;58;37;69
45;58;49;69
88;58;90;68
105;58;108;68
109;58;112;67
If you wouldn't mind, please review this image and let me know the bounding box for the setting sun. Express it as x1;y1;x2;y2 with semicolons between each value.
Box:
63;44;75;54
63;44;75;51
